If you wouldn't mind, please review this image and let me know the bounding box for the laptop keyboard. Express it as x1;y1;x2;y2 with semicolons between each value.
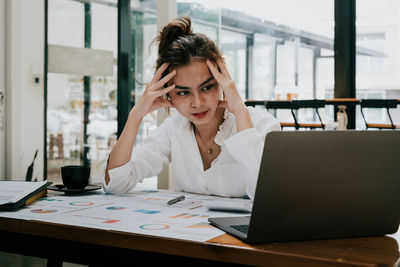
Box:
231;224;249;235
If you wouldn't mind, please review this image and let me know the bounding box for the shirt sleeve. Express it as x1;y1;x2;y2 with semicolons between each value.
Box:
102;117;173;195
223;108;281;200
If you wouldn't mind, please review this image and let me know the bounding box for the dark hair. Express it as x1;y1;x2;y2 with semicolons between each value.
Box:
153;16;223;76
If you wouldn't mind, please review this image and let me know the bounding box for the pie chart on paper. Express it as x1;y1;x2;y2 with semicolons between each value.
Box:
139;224;170;230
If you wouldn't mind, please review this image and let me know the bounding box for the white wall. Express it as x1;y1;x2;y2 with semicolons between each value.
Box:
6;0;44;181
0;0;6;180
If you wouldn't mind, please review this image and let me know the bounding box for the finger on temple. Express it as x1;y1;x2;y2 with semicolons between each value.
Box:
157;84;176;97
206;60;222;80
153;70;176;90
216;59;229;77
151;63;169;83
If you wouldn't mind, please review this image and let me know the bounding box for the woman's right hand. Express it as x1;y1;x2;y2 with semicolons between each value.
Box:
105;63;176;184
133;63;176;119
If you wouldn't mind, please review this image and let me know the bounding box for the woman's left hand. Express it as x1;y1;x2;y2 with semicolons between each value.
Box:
206;59;246;115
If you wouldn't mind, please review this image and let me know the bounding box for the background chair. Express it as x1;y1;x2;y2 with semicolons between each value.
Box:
264;101;297;129
291;100;326;130
360;99;399;129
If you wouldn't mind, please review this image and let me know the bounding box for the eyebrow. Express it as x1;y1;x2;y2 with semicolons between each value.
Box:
175;77;214;90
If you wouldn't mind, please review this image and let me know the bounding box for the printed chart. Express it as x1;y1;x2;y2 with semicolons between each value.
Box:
139;224;170;230
0;190;251;242
31;209;58;214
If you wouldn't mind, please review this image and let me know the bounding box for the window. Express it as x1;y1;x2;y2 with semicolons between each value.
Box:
131;1;158;144
356;0;400;128
177;0;334;124
221;30;247;99
252;34;275;100
47;0;118;183
177;1;220;42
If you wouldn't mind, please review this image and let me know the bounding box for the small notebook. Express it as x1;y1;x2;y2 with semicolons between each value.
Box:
0;181;52;211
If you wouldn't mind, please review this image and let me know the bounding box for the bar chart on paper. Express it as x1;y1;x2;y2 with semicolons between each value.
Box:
186;222;214;229
106;206;126;210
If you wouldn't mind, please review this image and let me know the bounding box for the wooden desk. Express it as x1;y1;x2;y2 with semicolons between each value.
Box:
0;216;399;266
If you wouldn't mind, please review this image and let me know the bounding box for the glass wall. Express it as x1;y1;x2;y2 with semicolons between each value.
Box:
46;0;159;188
47;0;118;183
221;30;247;99
252;34;275;100
356;0;400;128
130;1;158;144
177;0;334;124
177;1;219;42
46;0;398;186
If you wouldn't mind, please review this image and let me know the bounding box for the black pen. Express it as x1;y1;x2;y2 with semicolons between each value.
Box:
167;195;185;205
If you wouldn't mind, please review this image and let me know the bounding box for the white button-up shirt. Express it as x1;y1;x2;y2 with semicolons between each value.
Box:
102;107;280;200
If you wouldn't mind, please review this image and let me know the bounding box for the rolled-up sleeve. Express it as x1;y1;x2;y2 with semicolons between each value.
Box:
223;109;280;199
102;117;173;194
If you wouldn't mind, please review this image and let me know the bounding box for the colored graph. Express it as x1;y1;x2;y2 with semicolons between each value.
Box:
182;214;198;219
145;197;165;201
103;219;120;224
169;213;188;219
186;222;214;229
169;213;204;219
106;206;126;210
31;209;57;214
69;201;94;206
134;209;160;215
40;198;63;202
73;214;120;224
139;224;170;230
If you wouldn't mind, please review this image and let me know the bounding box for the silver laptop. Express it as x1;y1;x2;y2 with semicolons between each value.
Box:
208;131;400;243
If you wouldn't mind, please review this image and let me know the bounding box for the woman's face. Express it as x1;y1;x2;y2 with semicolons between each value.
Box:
168;60;221;127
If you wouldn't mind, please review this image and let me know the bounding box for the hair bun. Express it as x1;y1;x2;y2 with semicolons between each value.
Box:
156;16;193;55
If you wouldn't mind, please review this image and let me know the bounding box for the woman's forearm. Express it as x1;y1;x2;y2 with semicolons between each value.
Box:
233;104;254;133
104;63;175;185
105;108;143;184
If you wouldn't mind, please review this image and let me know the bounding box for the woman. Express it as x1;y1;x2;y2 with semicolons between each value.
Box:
103;16;280;200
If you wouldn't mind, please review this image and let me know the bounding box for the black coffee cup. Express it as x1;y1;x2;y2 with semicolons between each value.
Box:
61;165;91;189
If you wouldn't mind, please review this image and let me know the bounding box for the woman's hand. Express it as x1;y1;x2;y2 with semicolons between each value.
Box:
206;59;253;132
206;59;246;116
133;63;176;120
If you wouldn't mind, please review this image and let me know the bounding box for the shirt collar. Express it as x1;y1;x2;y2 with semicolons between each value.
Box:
175;108;236;145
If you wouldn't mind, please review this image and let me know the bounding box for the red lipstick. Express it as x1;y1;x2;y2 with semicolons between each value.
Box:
192;110;208;119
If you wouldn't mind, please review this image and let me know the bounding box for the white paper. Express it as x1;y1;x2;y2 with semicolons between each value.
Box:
0;181;48;205
0;189;252;242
